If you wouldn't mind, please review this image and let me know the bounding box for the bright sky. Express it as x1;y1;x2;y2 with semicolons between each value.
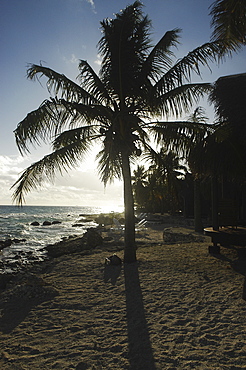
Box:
0;0;245;208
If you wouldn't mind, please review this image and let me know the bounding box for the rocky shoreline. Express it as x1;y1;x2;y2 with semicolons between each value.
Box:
0;227;105;289
0;213;206;290
0;222;245;369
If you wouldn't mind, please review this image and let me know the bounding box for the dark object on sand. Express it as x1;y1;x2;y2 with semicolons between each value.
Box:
105;254;122;266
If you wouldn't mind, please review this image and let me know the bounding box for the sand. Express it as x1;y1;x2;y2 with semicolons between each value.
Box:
0;224;245;369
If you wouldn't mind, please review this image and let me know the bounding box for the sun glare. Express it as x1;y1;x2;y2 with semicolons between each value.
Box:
99;204;124;214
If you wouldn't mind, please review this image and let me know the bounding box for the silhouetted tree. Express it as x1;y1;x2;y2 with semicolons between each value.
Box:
12;1;230;262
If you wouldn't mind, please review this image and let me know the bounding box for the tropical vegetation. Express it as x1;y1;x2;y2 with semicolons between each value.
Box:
12;1;232;262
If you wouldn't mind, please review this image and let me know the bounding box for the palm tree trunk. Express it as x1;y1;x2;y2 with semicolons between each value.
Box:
194;178;203;232
121;150;136;263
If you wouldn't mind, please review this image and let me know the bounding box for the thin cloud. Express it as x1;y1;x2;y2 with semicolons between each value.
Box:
84;0;96;13
0;154;123;206
63;53;79;65
94;56;102;66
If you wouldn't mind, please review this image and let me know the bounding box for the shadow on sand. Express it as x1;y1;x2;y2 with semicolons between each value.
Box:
124;262;156;370
104;264;122;285
211;245;246;300
0;283;57;334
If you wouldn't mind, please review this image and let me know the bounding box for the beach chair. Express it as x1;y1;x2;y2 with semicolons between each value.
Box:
109;218;124;240
135;218;148;229
112;218;124;232
135;218;148;234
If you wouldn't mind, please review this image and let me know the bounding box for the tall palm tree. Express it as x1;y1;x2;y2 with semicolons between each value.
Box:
12;1;230;262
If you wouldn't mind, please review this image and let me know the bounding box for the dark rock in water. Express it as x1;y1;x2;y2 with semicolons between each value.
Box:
5;239;12;247
52;220;62;225
83;228;103;248
13;238;26;244
43;221;52;226
72;223;84;227
0;238;27;250
31;221;40;226
0;239;12;250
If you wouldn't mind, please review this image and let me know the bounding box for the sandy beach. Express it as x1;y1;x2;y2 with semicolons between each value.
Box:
0;223;245;369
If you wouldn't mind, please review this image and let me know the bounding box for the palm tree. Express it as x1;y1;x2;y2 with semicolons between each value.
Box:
146;149;186;214
132;165;148;209
12;1;230;262
186;107;209;231
210;0;246;50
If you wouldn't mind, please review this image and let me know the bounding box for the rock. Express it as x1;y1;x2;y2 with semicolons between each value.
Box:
72;223;84;227
104;236;114;242
45;228;103;258
13;238;26;244
52;221;62;225
31;221;40;226
163;228;205;244
0;239;12;249
43;221;52;226
105;254;122;265
45;236;86;258
0;238;27;250
83;228;103;248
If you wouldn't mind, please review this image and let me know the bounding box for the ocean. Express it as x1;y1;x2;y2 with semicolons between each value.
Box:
0;205;122;274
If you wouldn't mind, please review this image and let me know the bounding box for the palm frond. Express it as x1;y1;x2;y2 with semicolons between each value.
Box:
98;1;152;101
152;83;212;117
27;64;97;104
77;60;113;105
154;41;231;95
14;98;74;154
142;29;181;82
210;0;246;49
186;106;209;123
52;125;98;151
150;119;213;156
60;100;114;128
96;148;122;185
12;141;90;205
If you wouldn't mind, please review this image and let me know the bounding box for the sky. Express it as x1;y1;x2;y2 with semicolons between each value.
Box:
0;0;245;208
